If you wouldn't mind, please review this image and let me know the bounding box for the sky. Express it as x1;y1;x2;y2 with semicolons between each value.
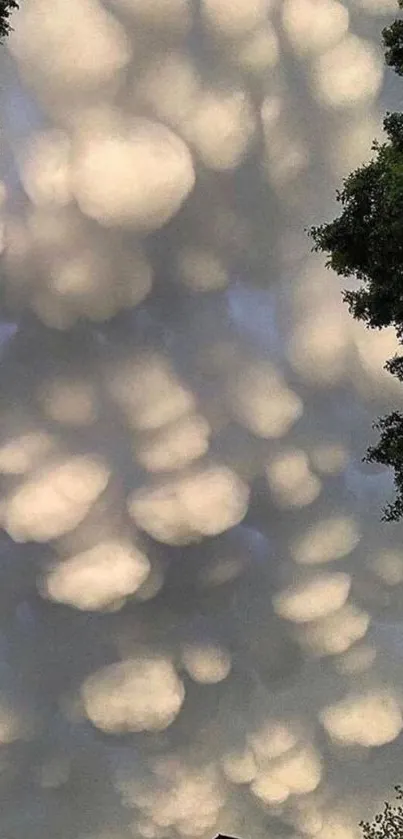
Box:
1;0;403;838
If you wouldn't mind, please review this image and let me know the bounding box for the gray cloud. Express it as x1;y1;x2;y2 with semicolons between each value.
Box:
0;1;402;838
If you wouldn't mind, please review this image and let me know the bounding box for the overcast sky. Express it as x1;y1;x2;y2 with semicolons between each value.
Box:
1;1;403;838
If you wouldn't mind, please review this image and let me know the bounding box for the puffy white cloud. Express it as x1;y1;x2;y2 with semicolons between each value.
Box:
136;413;211;472
312;35;383;108
17;130;72;208
227;361;303;438
291;516;360;564
282;0;349;55
185;88;256;171
0;431;56;475
3;205;153;325
321;691;403;746
249;721;297;761
372;551;403;586
300;604;370;656
71;120;195;230
234;25;279;74
251;774;290;804
150;765;224;831
42;540;150;611
266;745;322;794
273;573;351;623
9;0;131;92
222;748;257;784
108;355;196;432
128;466;249;544
136;53;201;130
291;801;324;836
82;658;185;733
266;449;321;508
3;456;110;543
201;0;270;39
181;642;231;683
288;309;350;384
116;758;224;834
334;644;377;675
310;442;349;476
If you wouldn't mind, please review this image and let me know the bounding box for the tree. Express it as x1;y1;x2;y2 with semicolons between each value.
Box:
360;787;403;839
0;0;19;41
308;1;403;521
383;0;403;76
365;412;403;521
309;111;403;338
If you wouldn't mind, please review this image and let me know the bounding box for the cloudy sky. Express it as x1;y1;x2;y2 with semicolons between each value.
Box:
1;0;403;837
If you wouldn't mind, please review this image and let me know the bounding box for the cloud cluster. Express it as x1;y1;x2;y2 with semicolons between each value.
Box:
82;658;185;733
0;0;403;838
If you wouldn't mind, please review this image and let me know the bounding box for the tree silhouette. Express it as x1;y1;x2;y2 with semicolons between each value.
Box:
0;0;19;41
308;0;403;521
360;787;403;839
309;112;403;337
383;0;403;76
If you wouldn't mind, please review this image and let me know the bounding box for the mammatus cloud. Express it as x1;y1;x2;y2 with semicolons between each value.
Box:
41;539;150;611
128;466;250;544
3;455;110;542
71;118;196;230
0;0;403;838
82;658;185;733
320;691;403;746
273;573;352;623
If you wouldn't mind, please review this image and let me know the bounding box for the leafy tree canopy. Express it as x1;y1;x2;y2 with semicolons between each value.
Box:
365;412;403;521
0;0;19;41
309;111;403;338
360;786;403;839
308;1;403;521
383;0;403;76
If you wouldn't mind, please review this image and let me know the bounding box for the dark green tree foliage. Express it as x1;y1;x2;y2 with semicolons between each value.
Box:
360;787;403;839
308;2;403;521
367;343;403;521
383;0;403;76
309;112;403;338
366;413;403;521
309;107;403;520
0;0;19;40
